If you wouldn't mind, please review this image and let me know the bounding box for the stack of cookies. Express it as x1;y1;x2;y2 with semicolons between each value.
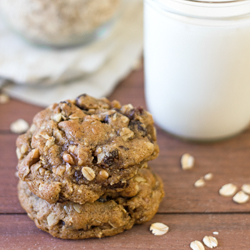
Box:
16;94;164;239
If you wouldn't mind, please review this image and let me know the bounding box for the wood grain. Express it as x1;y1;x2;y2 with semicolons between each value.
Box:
1;214;250;250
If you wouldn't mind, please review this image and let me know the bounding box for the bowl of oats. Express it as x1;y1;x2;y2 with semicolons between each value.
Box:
0;0;121;47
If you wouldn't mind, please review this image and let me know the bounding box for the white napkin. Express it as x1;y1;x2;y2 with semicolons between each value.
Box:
0;0;143;107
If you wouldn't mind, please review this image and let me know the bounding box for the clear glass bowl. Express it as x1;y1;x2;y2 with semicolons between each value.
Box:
0;0;121;48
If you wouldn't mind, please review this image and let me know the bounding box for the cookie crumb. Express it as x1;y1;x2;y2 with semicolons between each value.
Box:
203;236;218;248
241;184;250;194
219;183;237;197
194;178;205;188
10;119;29;134
150;223;169;236
190;240;205;250
181;153;195;170
233;191;249;204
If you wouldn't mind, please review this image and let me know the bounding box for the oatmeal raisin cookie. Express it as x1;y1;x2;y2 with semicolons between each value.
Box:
16;94;159;204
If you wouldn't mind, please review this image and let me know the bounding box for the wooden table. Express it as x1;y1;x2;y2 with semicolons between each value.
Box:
1;68;250;250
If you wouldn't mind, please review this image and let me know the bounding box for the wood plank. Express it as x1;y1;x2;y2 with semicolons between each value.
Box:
1;67;250;249
1;213;249;250
1;68;250;214
2;128;250;213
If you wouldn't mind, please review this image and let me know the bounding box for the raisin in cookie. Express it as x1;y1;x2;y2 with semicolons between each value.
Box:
16;94;159;204
18;168;164;239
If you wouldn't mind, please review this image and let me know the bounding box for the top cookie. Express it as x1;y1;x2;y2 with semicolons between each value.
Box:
16;94;159;204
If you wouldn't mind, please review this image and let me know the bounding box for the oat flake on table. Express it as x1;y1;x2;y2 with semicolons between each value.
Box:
204;173;213;181
150;223;169;236
181;153;195;170
194;178;205;188
233;191;249;204
203;236;218;248
241;184;250;194
219;183;237;197
190;240;205;250
10;119;29;134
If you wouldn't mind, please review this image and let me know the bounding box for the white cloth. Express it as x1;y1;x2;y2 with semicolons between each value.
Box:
0;0;143;107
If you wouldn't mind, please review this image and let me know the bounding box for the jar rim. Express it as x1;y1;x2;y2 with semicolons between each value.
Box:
150;0;250;18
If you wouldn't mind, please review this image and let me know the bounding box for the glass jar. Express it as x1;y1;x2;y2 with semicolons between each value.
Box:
0;0;121;48
144;0;250;141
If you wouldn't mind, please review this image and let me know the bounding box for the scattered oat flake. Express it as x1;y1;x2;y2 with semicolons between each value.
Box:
204;173;213;181
181;153;195;170
203;236;218;248
219;183;237;197
194;178;205;188
10;119;29;134
0;93;9;104
190;240;205;250
213;232;219;235
233;191;249;204
150;223;169;236
241;184;250;194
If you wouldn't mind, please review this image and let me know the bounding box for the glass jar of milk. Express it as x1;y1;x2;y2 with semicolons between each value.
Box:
144;0;250;141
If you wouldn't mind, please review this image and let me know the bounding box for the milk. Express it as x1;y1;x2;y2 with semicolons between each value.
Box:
144;0;250;140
